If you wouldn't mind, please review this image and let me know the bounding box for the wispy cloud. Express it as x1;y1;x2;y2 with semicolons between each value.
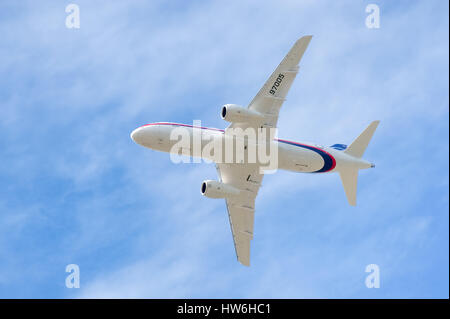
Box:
0;0;448;298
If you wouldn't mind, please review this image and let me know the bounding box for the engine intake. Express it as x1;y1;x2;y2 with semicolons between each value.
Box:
221;104;264;124
201;180;240;199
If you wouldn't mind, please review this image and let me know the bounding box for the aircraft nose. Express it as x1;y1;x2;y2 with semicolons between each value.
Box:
130;127;145;145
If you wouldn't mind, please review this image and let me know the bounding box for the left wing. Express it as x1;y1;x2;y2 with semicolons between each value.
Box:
229;35;312;131
216;163;263;266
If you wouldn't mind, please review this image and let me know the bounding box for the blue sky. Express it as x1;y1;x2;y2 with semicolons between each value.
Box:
0;0;448;298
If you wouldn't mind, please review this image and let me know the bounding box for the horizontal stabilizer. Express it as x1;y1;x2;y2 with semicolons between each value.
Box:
339;169;358;206
345;121;380;158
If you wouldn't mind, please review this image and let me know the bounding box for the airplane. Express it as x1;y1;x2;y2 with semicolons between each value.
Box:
131;36;379;266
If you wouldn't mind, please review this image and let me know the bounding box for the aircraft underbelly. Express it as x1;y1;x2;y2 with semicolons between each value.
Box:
141;127;326;173
278;144;324;173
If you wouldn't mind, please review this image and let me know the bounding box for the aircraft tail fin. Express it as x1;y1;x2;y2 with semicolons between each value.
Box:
345;121;380;158
339;169;358;206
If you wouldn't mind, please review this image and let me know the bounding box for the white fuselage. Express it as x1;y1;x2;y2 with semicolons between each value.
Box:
131;122;373;173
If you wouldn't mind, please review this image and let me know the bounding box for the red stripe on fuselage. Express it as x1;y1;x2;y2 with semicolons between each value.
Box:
139;122;225;132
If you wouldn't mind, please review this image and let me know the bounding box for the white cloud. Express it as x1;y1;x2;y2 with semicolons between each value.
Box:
0;0;448;298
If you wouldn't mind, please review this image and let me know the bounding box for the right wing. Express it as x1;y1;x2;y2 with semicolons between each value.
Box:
216;163;263;266
230;35;312;131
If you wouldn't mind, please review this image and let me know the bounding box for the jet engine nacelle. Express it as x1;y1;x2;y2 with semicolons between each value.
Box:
201;180;240;199
221;104;264;124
